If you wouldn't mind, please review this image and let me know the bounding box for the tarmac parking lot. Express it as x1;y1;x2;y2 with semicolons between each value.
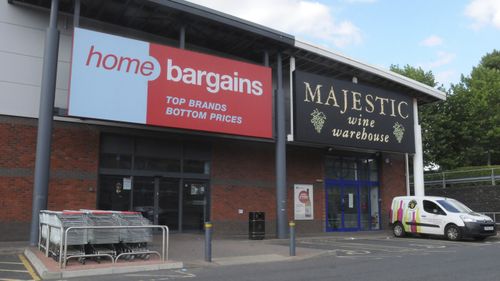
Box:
0;253;39;281
285;234;500;260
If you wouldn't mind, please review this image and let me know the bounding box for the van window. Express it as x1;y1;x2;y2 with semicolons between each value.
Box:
423;200;446;215
437;199;472;213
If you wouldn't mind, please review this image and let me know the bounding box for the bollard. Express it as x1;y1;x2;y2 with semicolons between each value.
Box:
289;221;296;256
205;222;212;262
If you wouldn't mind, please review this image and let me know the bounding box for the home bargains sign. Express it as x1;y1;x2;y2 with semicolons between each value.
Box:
293;70;415;153
68;28;272;138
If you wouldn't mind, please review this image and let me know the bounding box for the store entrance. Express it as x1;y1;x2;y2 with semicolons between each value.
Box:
326;181;379;231
133;177;180;230
131;177;209;232
97;134;211;232
325;156;380;232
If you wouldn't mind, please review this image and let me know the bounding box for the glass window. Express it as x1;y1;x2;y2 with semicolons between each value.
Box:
99;153;132;169
98;175;130;211
184;159;210;174
423;200;446;215
437;199;472;213
135;156;181;172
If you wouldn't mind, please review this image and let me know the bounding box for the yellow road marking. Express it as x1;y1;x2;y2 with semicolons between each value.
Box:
18;254;40;281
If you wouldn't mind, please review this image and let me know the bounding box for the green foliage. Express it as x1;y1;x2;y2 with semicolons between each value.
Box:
390;64;437;87
390;50;500;169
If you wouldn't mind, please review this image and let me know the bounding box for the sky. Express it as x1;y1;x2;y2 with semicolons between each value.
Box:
186;0;500;88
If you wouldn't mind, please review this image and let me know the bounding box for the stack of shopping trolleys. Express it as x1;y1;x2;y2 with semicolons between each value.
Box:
39;210;154;265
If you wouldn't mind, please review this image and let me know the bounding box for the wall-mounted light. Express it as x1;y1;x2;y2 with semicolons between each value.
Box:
352;76;358;84
384;157;391;165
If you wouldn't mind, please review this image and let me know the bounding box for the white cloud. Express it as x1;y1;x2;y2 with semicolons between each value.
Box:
344;0;377;3
465;0;500;30
187;0;363;48
420;35;443;47
435;70;458;86
421;51;456;69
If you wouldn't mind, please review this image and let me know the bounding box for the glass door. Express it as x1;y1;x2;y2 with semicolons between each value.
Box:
182;180;208;231
133;177;156;224
326;181;360;231
342;183;359;230
326;186;342;230
158;178;180;230
132;177;180;231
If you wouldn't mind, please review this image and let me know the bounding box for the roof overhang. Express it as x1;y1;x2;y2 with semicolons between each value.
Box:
9;0;446;104
292;41;446;104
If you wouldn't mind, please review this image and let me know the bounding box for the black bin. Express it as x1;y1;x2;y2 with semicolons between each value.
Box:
249;212;265;240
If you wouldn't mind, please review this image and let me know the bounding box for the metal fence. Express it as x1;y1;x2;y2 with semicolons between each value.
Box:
478;212;500;226
420;167;499;188
39;223;169;269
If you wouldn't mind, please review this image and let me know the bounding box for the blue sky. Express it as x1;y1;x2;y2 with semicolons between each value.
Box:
188;0;500;87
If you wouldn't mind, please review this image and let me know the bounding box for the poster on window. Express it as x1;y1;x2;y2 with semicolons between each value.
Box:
294;184;314;220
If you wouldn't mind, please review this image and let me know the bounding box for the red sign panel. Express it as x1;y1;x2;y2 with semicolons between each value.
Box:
68;28;273;139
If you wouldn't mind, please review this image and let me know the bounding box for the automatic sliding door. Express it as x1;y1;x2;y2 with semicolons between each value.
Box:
132;177;155;223
182;180;208;231
158;178;179;230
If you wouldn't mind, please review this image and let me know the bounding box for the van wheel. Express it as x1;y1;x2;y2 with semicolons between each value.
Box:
393;222;405;238
445;225;461;241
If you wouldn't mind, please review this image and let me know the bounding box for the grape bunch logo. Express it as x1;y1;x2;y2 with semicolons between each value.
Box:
393;122;405;143
310;108;327;133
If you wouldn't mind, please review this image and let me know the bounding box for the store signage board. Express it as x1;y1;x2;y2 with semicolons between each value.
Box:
293;70;415;153
68;28;273;139
294;184;314;220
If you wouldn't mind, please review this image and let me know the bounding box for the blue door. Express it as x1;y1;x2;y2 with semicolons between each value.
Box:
325;179;380;232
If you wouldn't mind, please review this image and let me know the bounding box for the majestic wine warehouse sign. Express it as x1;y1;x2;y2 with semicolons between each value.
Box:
293;70;415;153
68;28;272;138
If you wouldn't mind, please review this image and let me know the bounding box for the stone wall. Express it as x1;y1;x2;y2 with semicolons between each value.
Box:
426;185;500;212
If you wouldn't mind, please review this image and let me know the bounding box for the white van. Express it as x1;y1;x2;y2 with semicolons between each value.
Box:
390;196;497;241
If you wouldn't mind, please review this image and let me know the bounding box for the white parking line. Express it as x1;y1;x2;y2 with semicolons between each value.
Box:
0;261;23;265
0;269;29;273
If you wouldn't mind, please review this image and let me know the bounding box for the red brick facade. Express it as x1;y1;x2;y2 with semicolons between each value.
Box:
379;152;407;226
0;116;407;240
0;117;99;240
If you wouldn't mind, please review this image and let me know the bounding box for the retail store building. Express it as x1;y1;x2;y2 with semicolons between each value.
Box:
0;0;445;241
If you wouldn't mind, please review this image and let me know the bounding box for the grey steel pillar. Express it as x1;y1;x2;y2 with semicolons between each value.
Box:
179;26;185;49
29;0;60;246
73;0;80;27
275;52;287;239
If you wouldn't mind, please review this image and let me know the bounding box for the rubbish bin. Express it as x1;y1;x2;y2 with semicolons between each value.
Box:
249;212;265;240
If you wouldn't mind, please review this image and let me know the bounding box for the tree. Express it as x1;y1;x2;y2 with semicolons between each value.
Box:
391;50;500;169
389;64;446;167
456;50;500;166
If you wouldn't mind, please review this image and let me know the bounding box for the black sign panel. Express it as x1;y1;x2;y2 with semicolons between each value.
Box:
293;70;415;153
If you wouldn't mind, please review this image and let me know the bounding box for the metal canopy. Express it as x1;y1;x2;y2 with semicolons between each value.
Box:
9;0;445;103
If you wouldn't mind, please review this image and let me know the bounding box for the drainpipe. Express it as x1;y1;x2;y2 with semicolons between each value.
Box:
276;52;287;239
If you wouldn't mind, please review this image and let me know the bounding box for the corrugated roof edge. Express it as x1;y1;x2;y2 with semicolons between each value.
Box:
149;0;295;46
295;40;447;102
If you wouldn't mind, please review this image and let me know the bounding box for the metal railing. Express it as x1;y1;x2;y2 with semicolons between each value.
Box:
478;212;500;226
38;223;169;269
420;167;499;188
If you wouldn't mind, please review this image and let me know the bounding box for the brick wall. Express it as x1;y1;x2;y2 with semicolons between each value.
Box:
211;140;325;237
0;116;99;241
379;152;407;227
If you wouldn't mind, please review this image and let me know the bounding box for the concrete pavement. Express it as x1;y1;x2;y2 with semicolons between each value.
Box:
1;230;498;279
